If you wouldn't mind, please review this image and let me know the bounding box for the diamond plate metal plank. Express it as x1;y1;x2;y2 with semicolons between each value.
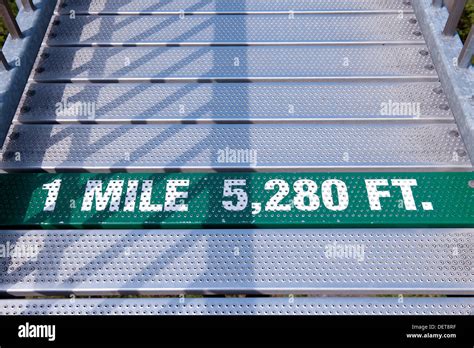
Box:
32;46;439;81
0;229;472;295
58;0;414;14
47;14;424;45
1;297;473;315
15;82;454;124
0;124;470;171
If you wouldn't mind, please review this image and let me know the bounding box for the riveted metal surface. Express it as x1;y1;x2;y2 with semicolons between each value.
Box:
32;46;438;81
58;0;414;14
47;14;424;45
413;0;474;167
15;82;454;124
1;297;473;315
0;229;472;295
0;124;470;171
1;0;471;313
0;173;472;228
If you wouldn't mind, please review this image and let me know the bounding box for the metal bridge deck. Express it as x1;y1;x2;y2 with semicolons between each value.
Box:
1;0;471;172
0;0;472;316
0;229;472;296
1;297;473;315
58;0;415;14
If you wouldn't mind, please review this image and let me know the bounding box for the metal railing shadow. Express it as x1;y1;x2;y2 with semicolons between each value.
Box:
1;0;260;313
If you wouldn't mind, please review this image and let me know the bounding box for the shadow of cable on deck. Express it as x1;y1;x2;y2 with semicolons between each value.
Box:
0;0;263;313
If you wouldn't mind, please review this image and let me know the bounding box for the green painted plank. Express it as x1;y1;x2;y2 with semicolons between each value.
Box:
0;172;472;229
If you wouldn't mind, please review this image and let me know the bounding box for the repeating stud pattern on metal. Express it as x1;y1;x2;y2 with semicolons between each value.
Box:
0;125;470;171
58;0;414;13
1;298;473;315
32;46;438;81
4;0;468;179
0;0;471;316
47;14;425;45
0;173;472;228
15;82;454;123
0;229;472;295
